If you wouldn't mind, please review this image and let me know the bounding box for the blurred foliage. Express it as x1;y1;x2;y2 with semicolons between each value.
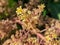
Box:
0;0;17;20
0;0;60;20
42;9;47;17
42;0;60;19
8;0;17;8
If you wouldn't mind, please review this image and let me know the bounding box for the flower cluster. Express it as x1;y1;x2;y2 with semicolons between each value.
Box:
16;4;45;21
3;30;43;45
45;28;57;41
16;4;45;33
0;19;17;39
2;3;60;45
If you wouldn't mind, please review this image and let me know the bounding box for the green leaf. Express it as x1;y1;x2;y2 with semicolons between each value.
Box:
46;1;60;19
43;10;47;17
8;0;16;8
58;13;60;19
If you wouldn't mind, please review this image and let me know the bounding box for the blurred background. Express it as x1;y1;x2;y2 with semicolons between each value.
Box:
0;0;60;20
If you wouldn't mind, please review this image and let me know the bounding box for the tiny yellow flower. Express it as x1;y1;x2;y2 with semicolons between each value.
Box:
16;6;23;15
39;4;45;9
19;14;28;21
14;43;17;45
23;8;27;13
27;37;37;43
52;33;57;38
41;4;45;8
33;16;39;19
45;36;51;41
27;10;31;14
38;4;45;12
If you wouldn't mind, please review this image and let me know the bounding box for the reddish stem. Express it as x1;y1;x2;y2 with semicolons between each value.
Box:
36;33;46;42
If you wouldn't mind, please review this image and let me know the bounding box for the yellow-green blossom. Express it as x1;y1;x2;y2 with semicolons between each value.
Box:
45;35;51;41
18;14;29;21
16;6;23;15
27;37;37;44
39;4;45;9
38;4;45;12
16;6;31;21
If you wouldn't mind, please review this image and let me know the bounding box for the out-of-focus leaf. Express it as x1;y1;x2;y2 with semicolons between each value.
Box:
58;13;60;19
43;10;47;17
0;14;7;20
46;1;60;19
8;0;16;8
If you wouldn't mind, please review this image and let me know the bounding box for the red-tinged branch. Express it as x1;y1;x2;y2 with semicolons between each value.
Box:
30;29;46;42
36;33;46;42
15;19;46;42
